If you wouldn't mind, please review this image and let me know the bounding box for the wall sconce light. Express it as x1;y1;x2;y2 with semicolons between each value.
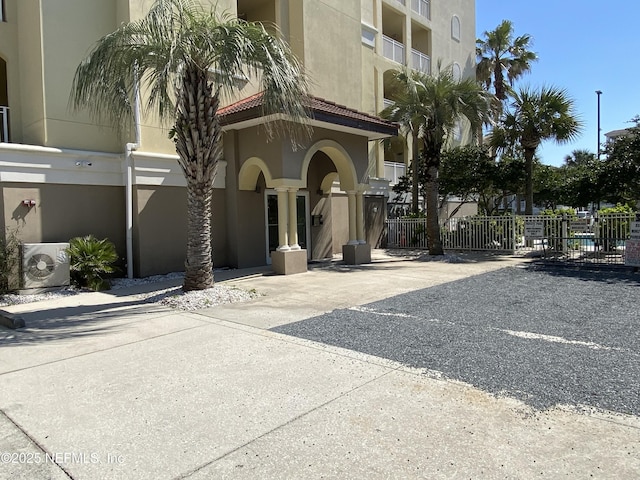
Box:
22;199;36;207
75;160;93;167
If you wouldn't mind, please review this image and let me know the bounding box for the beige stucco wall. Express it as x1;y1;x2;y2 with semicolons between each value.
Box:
430;0;476;80
133;186;229;277
1;182;125;252
301;0;363;110
234;125;371;189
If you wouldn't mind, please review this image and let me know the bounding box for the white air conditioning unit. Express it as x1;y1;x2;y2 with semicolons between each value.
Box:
21;243;71;289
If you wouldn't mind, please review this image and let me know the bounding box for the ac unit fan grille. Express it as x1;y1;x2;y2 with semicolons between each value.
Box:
26;253;56;279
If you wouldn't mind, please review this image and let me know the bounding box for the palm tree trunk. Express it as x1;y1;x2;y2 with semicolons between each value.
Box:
524;148;535;215
411;134;419;214
173;66;221;291
425;156;443;255
494;63;506;101
185;183;214;290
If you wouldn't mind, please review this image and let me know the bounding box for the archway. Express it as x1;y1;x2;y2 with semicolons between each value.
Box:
300;139;358;192
238;156;274;191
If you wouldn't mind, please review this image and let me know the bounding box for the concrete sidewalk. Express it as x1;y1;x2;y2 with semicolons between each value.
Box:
0;252;638;479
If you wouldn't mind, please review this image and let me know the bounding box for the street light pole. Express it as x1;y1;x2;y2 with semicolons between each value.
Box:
596;90;602;159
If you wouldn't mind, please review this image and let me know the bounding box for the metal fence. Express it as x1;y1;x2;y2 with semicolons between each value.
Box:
387;218;428;249
386;213;638;265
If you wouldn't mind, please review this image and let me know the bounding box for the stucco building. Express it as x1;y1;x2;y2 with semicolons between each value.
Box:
0;0;475;279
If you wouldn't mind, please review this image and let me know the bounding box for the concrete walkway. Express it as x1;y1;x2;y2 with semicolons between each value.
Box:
0;252;638;479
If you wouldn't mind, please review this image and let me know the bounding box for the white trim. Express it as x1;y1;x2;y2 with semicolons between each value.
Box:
361;22;378;48
0;143;123;185
451;15;461;41
0;143;226;189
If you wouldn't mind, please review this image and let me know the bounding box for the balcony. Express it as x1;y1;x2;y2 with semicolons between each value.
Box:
384;161;406;185
411;0;430;20
411;49;430;74
0;106;8;142
382;35;405;65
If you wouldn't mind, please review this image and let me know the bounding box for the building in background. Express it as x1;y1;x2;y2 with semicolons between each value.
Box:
0;0;475;278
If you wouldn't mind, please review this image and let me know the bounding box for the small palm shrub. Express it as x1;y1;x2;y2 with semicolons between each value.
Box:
68;235;118;291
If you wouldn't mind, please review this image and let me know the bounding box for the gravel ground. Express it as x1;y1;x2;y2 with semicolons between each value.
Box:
0;272;261;310
273;264;640;416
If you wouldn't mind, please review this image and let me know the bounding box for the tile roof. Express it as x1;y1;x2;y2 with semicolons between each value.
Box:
218;92;397;137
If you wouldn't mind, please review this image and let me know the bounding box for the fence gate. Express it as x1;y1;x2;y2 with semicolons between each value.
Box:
385;213;638;266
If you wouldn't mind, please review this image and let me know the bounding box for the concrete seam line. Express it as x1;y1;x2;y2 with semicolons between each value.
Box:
0;409;75;480
172;368;399;480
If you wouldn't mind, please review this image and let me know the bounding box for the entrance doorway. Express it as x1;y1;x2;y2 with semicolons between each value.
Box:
265;190;311;264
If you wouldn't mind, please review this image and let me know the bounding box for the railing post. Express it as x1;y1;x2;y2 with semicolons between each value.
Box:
562;213;568;253
511;211;517;254
0;106;8;143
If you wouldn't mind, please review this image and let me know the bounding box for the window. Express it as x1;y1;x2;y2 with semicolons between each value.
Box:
361;22;377;48
451;15;461;41
452;62;462;82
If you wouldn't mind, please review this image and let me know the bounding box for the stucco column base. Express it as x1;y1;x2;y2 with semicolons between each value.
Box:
271;249;308;275
342;243;371;265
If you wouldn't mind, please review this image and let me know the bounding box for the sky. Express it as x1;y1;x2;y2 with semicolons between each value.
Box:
476;0;640;166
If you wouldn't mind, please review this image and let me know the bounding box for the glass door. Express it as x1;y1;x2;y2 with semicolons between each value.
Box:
265;191;310;264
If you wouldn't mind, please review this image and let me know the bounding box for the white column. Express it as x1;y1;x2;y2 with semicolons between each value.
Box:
275;187;290;251
356;191;366;244
347;190;359;245
288;188;300;250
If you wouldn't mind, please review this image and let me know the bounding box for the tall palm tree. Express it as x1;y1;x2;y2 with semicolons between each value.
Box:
564;149;596;167
382;67;491;255
476;20;537;102
71;0;309;291
490;86;582;215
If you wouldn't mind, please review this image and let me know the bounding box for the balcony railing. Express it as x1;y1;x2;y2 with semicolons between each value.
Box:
411;49;431;74
382;35;405;64
384;161;406;185
411;0;430;20
0;106;8;143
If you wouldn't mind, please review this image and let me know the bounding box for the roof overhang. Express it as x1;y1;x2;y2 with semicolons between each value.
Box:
218;93;398;140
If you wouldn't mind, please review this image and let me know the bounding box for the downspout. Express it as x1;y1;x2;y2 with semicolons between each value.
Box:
125;73;142;279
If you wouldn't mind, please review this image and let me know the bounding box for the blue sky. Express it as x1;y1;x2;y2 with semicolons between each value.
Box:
476;0;640;166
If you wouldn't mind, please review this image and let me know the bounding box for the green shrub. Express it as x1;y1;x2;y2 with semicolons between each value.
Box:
68;235;118;291
0;229;20;294
598;203;634;215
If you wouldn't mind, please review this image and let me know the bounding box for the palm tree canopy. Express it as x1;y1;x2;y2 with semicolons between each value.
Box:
564;148;596;167
489;85;582;216
490;85;582;152
476;20;538;101
382;66;491;155
70;0;309;139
